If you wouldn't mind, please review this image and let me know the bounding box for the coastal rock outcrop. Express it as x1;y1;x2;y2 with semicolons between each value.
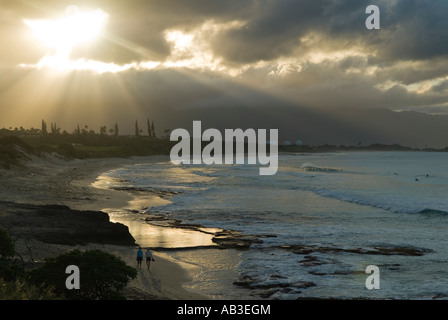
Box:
0;201;135;246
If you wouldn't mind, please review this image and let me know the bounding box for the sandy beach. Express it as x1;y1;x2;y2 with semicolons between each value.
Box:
0;153;210;300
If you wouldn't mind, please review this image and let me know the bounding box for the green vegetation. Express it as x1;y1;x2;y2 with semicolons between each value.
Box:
0;228;15;258
3;119;447;169
28;249;137;300
0;229;137;300
0;123;176;168
1;228;52;299
0;278;58;300
0;135;40;169
0;229;25;285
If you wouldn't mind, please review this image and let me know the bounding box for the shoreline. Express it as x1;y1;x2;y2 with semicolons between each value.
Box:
3;151;445;300
0;154;211;300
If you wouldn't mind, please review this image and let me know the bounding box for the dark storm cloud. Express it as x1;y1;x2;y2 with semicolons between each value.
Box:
207;0;448;66
378;0;448;61
1;0;448;117
2;0;448;66
208;0;370;64
95;0;448;73
432;80;448;94
374;58;448;86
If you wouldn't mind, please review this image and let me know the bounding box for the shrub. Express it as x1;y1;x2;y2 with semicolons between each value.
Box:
28;249;137;300
0;278;57;300
0;228;14;258
0;229;25;282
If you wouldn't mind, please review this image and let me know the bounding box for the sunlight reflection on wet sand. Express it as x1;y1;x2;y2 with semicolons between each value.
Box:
109;213;217;248
94;167;219;248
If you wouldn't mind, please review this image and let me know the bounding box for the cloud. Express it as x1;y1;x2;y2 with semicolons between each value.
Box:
3;0;448;65
376;0;448;62
2;0;448;119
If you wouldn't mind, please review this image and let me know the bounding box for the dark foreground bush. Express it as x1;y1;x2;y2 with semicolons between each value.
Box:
0;229;56;299
0;278;57;300
0;229;25;282
28;249;137;300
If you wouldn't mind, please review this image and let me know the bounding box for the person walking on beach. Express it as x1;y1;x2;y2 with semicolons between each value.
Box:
136;247;143;269
146;248;155;270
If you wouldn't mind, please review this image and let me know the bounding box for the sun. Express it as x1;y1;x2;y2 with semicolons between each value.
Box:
23;6;109;71
25;6;108;51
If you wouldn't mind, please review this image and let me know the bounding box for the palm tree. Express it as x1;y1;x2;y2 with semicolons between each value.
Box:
147;118;151;137
75;124;81;136
151;121;156;138
41;119;48;135
114;122;119;137
100;125;107;136
135;121;140;136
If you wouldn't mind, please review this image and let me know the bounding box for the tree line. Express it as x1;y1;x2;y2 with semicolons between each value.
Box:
39;118;159;138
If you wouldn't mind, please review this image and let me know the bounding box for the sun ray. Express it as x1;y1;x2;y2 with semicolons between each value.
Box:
23;6;110;72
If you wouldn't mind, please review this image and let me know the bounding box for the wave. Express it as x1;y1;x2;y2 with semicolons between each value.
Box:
313;187;448;215
301;163;342;173
418;208;448;215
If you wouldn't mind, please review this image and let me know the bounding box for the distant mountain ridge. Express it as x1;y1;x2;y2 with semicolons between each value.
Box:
159;105;448;149
4;96;447;148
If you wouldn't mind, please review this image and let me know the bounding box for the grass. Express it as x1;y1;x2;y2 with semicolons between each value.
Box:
0;131;175;168
0;278;58;300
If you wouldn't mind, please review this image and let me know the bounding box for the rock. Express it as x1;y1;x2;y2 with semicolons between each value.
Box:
0;201;136;246
277;243;432;256
233;274;315;299
270;274;287;279
309;271;327;276
209;229;265;249
433;294;448;300
233;275;255;288
299;255;327;267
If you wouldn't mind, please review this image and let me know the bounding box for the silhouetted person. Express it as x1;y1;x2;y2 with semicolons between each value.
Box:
146;248;155;270
136;247;143;269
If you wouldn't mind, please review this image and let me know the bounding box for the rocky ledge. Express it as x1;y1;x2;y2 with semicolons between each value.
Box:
144;213;275;249
0;201;136;246
233;274;316;299
277;243;433;256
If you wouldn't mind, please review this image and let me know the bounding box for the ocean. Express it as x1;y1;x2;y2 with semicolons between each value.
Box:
94;151;448;300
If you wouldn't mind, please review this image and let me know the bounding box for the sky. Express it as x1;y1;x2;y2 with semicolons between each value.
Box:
1;0;448;135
